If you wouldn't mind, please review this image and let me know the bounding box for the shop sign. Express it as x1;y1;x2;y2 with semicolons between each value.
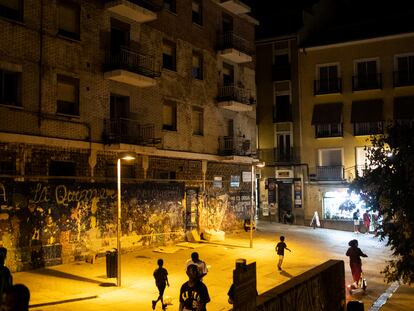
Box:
213;176;222;188
276;169;293;179
242;171;251;182
294;178;302;208
230;175;240;187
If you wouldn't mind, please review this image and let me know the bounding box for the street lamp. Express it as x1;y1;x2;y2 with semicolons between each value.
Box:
117;152;135;287
250;160;265;248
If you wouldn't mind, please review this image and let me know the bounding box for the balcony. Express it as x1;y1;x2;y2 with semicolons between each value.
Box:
314;78;342;95
257;148;300;165
104;47;160;87
316;165;344;181
218;0;250;15
217;85;255;112
219;136;252;156
217;32;253;63
103;118;161;146
104;0;160;23
352;73;382;91
393;70;414;87
353;121;383;136
272;64;291;81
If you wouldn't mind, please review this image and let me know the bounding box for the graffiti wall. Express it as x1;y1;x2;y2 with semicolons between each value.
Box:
0;180;248;271
0;180;185;271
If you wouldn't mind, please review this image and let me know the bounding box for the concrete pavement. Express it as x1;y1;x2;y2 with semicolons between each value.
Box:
8;222;414;310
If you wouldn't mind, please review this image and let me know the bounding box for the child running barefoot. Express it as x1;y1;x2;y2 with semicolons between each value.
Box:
275;236;291;271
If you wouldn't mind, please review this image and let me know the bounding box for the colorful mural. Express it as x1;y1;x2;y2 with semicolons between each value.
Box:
0;180;248;271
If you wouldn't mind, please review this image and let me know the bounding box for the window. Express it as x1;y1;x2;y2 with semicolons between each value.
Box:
192;52;203;79
57;75;79;116
192;106;203;135
315;123;342;138
395;54;414;86
317;148;344;180
273;95;291;122
351;100;383;135
163;101;177;131
312;103;343;138
192;0;202;25
163;0;176;13
355;147;373;177
315;64;341;94
155;170;176;180
0;69;21;107
353;59;381;90
49;160;76;177
272;54;290;81
0;0;23;21
276;132;292;162
162;40;176;71
57;0;80;40
394;96;414;126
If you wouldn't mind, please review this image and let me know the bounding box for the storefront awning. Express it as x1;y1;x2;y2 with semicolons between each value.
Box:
394;96;414;119
311;103;343;125
351;99;383;123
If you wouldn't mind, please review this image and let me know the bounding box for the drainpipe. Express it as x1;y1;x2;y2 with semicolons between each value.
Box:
38;0;44;128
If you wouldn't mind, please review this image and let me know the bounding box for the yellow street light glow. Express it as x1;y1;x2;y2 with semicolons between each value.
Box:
116;152;136;287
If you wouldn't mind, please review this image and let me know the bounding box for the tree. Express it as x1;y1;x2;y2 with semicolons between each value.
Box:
349;123;414;285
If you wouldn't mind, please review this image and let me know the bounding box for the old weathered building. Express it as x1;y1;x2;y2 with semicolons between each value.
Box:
0;0;257;270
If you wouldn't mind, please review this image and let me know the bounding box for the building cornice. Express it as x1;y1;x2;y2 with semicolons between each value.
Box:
300;32;414;52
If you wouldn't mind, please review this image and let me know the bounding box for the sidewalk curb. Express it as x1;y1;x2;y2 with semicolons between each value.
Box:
29;295;98;308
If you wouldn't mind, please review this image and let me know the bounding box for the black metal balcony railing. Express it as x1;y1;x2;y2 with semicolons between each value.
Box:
219;136;252;156
316;165;344;181
315;123;343;138
352;73;382;91
103;118;161;146
217;85;255;105
272;64;291;81
257;148;300;165
314;78;342;94
104;0;162;12
217;31;253;56
393;70;414;87
104;46;160;78
353;122;383;136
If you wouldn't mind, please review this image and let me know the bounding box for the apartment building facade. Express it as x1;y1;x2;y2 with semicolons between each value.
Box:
0;0;257;270
299;33;414;229
256;35;307;225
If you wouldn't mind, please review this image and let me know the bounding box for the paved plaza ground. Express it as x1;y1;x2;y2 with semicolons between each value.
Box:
11;222;413;310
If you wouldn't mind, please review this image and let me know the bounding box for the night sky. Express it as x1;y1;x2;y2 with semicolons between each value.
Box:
246;0;414;42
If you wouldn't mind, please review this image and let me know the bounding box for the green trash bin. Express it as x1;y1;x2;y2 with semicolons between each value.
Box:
106;249;117;278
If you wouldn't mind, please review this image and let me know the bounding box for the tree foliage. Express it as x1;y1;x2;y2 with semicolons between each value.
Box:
349;123;414;285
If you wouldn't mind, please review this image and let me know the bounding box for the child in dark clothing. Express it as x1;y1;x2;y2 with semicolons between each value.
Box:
0;247;12;303
152;259;169;310
275;236;291;271
346;239;368;288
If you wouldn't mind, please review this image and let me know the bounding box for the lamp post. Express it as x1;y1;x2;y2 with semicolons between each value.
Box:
116;153;135;287
250;160;265;248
